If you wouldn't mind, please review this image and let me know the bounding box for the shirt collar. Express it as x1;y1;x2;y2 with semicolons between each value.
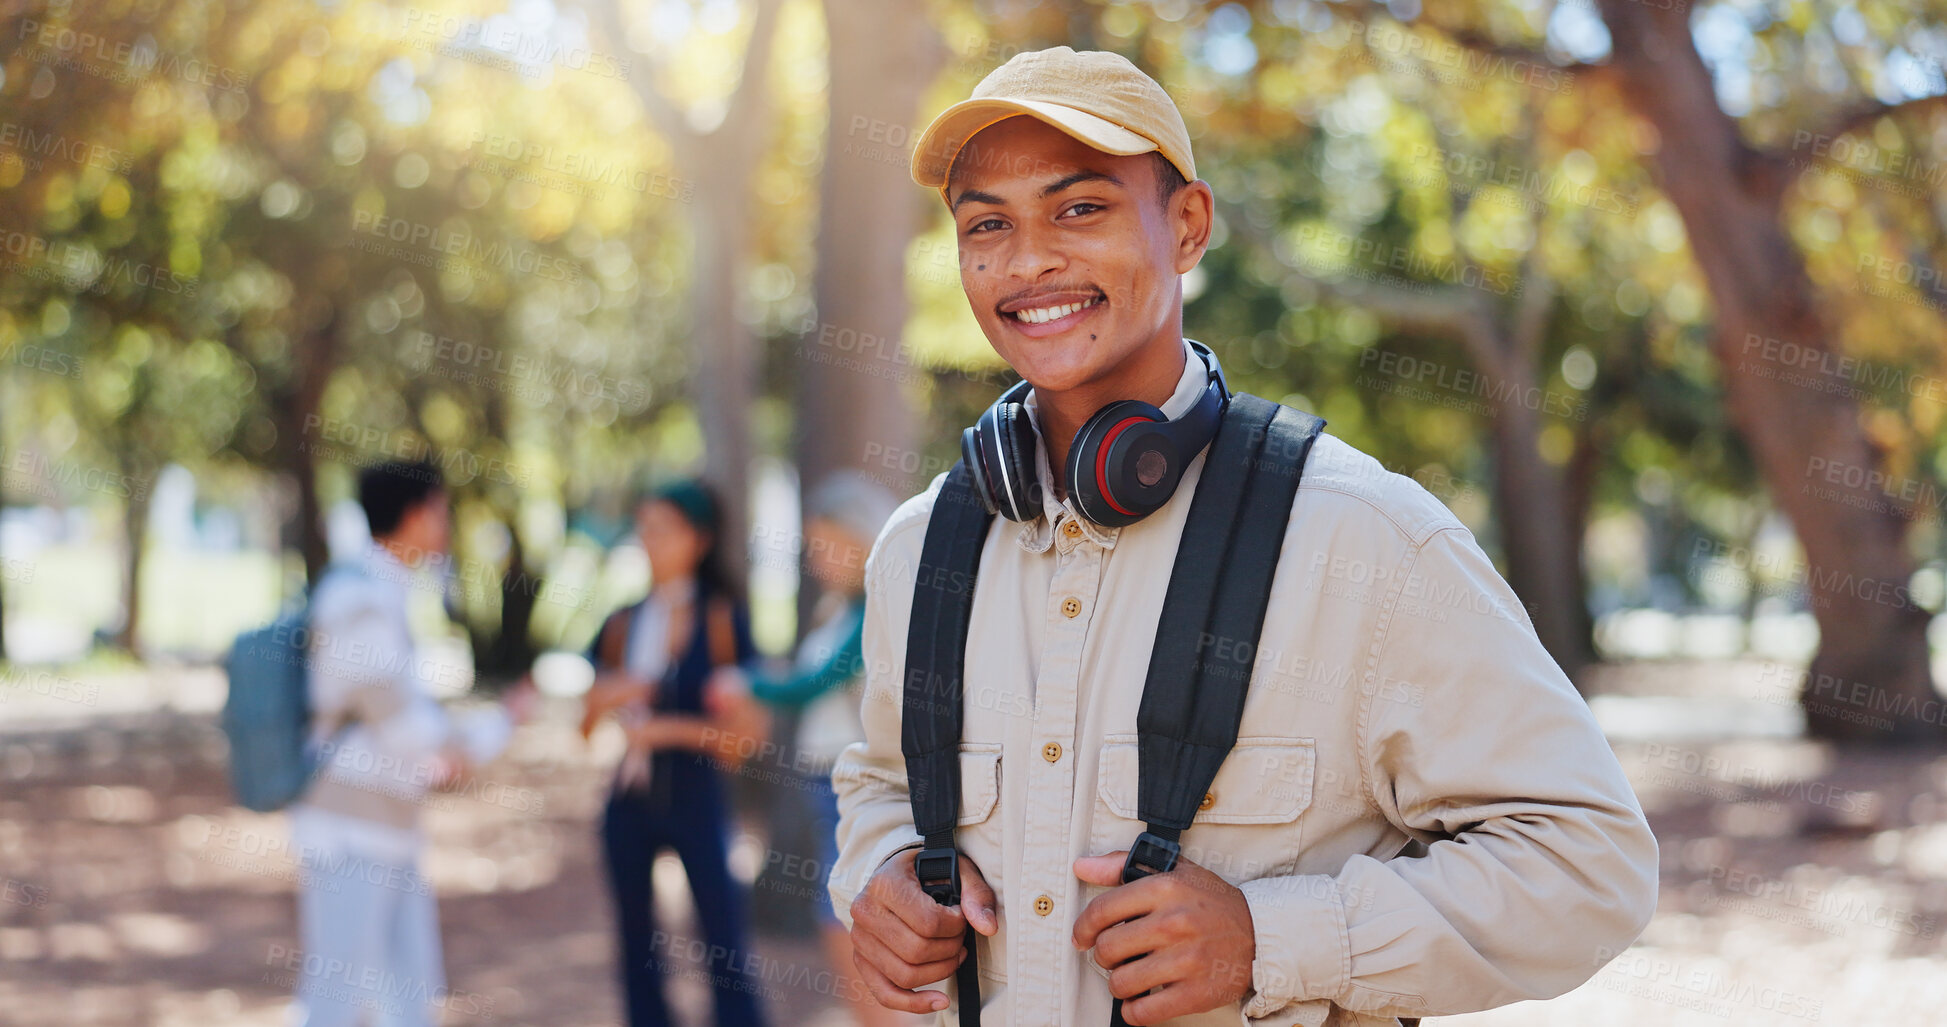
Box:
1015;337;1207;553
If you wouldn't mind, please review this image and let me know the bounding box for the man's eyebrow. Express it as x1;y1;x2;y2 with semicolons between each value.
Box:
950;188;1006;212
950;170;1124;212
1039;169;1121;197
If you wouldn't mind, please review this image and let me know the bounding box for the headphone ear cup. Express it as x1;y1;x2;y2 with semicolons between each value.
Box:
1066;399;1168;528
992;400;1043;520
960;425;1000;516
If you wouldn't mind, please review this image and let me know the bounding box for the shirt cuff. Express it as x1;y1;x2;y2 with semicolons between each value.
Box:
829;833;923;928
1239;874;1351;1022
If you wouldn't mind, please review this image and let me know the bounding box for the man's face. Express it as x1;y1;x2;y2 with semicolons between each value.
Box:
947;117;1203;393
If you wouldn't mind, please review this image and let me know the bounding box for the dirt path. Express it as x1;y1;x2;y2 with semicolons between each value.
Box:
5;663;1947;1025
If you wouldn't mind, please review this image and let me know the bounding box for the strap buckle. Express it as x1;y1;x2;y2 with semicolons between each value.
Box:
915;846;962;906
1121;830;1180;883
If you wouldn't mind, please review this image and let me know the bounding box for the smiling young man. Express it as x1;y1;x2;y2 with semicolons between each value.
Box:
829;47;1657;1027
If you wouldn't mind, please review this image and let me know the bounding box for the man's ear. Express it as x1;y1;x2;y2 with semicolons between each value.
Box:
1173;180;1215;275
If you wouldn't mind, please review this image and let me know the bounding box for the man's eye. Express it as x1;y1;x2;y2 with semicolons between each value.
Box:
1063;202;1104;218
967;217;1006;234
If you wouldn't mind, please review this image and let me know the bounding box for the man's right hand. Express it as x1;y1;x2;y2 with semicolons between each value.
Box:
848;847;998;1014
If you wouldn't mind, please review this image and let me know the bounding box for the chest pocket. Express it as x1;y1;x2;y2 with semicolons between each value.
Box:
1087;734;1315;884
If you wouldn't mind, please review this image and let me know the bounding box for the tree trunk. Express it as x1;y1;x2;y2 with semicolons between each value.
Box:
1486;374;1596;677
794;0;940;627
689;180;759;583
1598;0;1939;743
272;305;338;586
483;525;538;677
115;478;152;653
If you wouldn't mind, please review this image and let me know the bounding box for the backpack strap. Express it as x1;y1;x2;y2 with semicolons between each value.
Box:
1124;395;1325;873
900;461;993;1027
1110;396;1323;1027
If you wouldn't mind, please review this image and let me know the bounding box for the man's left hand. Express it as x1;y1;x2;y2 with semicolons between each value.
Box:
1071;851;1256;1025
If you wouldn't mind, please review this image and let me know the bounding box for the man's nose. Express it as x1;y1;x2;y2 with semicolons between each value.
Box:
1004;223;1066;281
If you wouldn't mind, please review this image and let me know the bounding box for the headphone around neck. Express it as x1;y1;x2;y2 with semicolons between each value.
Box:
960;341;1230;528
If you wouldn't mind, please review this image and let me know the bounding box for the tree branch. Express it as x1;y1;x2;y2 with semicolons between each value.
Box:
1299;269;1508;369
1814;92;1947;145
588;0;691;143
1337;1;1599;75
720;0;784;141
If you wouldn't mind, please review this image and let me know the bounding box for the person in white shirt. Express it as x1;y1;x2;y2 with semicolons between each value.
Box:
290;459;535;1027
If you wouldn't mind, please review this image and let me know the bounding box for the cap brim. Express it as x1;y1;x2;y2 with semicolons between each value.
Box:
910;98;1160;190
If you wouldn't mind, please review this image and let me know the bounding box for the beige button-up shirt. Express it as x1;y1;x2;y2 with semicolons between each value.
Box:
831;342;1658;1026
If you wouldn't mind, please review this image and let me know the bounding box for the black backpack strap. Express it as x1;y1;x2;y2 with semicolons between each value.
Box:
900;461;994;1026
1113;395;1324;1027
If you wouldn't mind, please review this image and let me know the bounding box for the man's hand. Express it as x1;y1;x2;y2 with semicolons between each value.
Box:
1072;851;1256;1025
848;848;998;1014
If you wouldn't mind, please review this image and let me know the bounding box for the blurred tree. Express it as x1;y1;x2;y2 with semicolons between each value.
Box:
596;0;787;578
794;0;941;623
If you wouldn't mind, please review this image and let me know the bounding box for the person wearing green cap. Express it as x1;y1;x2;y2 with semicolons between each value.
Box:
830;46;1656;1027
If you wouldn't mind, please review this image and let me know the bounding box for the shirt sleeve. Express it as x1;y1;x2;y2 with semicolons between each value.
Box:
828;525;927;927
1240;526;1659;1023
751;602;867;706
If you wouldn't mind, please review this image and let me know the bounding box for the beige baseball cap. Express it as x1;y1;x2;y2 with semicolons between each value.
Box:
910;46;1196;194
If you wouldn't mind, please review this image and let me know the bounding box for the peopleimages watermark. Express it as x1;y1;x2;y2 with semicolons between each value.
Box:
7;342;84;379
465;132;690;202
263;944;496;1020
1856;253;1947;313
1589;948;1824;1021
1;877;49;909
1753;661;1947;733
300;414;533;490
1401;145;1634;216
16;20;252;91
1289;223;1520;297
1358;347;1589;421
1789;131;1947;201
0;665;100;708
402;330;649;409
0;229;199;297
1345;18;1574;95
1698;862;1936;939
0;122;133;174
5;450;153;503
1691;536;1924;611
385;7;629;82
1739;331;1946;403
1637;741;1876;817
1801;455;1945;526
348;211;580;284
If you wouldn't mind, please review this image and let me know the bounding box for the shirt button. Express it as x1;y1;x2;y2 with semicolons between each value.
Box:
1200;791;1216;811
1034;894;1054;916
1042;741;1063;763
1060;596;1082;618
1061;519;1083;539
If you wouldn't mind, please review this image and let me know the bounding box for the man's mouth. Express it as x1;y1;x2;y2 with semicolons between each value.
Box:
1001;292;1105;325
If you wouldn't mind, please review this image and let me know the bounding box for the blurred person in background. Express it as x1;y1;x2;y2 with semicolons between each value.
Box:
291;459;537;1027
582;479;770;1027
722;472;914;1027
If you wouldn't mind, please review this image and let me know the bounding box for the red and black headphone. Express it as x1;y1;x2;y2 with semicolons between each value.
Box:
960;341;1229;528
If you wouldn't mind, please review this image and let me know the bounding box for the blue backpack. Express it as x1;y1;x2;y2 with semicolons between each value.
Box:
221;565;355;812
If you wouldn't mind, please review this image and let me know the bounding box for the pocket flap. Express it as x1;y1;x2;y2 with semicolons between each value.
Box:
1096;735;1314;825
957;744;1001;826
